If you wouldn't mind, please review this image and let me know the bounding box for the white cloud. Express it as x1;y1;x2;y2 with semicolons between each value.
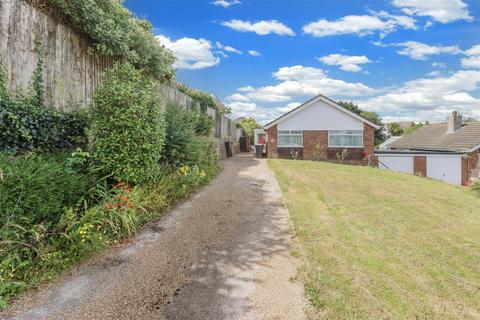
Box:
358;70;480;121
221;19;295;36
303;11;416;38
318;54;372;72
395;41;462;60
228;101;257;112
273;65;327;81
211;0;241;8
231;65;374;104
156;35;220;70
216;42;242;54
461;56;480;69
248;50;261;57
465;45;480;56
461;44;480;69
226;93;251;102
391;0;472;23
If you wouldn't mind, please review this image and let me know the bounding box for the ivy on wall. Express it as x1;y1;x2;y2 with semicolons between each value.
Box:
44;0;176;82
0;49;87;153
177;83;231;114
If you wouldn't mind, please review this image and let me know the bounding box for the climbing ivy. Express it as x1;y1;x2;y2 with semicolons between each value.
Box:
0;49;87;153
47;0;175;82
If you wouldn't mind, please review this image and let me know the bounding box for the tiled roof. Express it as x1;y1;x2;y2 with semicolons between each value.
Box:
389;122;480;152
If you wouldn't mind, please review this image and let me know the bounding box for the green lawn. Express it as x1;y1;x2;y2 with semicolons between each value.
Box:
268;160;480;320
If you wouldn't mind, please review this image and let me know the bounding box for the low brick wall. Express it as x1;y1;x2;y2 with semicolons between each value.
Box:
413;156;427;177
462;151;479;185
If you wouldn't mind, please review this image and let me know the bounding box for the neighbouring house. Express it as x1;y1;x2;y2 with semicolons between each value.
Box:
375;111;480;186
263;95;380;162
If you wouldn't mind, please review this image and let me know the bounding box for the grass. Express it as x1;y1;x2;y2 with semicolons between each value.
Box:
268;159;480;319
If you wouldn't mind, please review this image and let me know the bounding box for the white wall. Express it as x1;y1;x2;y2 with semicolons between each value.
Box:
378;154;463;185
278;100;364;130
378;155;413;174
426;156;462;185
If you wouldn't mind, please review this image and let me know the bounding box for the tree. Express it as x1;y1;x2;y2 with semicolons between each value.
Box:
337;101;385;145
236;117;261;143
387;122;404;136
403;122;424;135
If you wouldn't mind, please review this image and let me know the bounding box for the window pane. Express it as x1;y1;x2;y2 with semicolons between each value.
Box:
278;135;289;146
291;130;302;134
278;130;290;134
328;132;362;146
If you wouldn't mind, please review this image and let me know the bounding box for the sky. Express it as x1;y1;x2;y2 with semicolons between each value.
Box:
124;0;480;124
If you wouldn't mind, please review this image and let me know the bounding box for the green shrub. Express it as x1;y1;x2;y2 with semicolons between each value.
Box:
0;100;88;153
0;153;90;228
90;62;166;184
162;104;196;167
49;0;175;81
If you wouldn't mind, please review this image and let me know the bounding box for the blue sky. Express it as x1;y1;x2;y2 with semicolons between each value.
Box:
124;0;480;124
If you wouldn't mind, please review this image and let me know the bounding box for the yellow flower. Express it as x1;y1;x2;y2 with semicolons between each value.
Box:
199;170;206;178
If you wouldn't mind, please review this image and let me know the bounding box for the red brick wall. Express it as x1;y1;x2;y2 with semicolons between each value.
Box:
462;151;479;186
303;131;327;160
266;123;376;163
266;124;278;158
413;156;427;177
363;123;375;158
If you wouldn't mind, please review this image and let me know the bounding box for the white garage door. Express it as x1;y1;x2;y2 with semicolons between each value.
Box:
426;156;462;185
378;155;413;174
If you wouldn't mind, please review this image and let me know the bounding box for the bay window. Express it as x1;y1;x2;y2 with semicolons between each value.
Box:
328;130;363;147
278;130;303;147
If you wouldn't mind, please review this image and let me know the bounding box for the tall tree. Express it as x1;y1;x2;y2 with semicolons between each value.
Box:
387;122;404;136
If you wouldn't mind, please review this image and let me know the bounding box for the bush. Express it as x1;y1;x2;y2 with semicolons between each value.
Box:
0;100;87;153
49;0;175;81
0;153;90;228
90;62;166;184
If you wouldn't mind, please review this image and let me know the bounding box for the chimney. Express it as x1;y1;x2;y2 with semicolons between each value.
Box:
447;111;462;133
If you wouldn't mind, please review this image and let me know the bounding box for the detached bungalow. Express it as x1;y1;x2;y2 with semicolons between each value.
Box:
264;94;380;162
376;112;480;186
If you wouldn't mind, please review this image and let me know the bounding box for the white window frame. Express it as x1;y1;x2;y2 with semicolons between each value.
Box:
277;130;303;147
328;130;363;148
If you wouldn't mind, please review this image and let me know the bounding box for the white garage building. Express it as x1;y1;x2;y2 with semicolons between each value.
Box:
375;112;480;186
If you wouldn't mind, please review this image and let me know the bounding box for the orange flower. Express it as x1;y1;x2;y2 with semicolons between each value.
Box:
105;203;115;209
115;181;126;188
127;203;135;209
124;188;131;194
121;197;128;203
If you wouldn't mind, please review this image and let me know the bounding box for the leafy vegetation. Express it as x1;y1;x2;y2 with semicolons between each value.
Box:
178;83;231;114
162;104;215;168
90;62;165;184
0;49;87;154
236;117;261;144
48;0;175;81
269;160;480;319
386;122;404;136
403;122;425;135
337;101;385;145
0;46;219;307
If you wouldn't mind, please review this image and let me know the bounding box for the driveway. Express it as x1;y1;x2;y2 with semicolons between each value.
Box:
5;154;308;320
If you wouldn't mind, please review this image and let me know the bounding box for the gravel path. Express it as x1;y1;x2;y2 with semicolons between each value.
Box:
3;154;308;320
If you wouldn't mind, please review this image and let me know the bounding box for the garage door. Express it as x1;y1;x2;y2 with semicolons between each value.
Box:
378;155;413;174
426;156;462;185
